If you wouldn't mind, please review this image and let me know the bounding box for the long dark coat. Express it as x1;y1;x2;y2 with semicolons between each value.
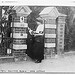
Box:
32;35;44;61
26;11;44;61
26;32;44;61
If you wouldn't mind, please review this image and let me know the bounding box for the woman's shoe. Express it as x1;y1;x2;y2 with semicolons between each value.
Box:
35;59;41;63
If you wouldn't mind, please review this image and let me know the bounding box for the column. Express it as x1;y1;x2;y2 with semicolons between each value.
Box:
12;16;27;58
57;16;66;55
44;18;56;59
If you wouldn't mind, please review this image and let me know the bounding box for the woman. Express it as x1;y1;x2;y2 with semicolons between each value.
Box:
26;11;44;63
33;35;44;63
26;29;44;63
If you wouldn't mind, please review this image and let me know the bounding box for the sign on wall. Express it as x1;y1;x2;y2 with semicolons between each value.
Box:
20;16;24;23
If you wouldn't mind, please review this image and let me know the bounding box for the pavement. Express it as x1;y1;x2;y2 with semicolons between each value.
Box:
0;51;75;73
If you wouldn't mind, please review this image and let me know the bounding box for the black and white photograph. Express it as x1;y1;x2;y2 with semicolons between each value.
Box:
0;0;75;73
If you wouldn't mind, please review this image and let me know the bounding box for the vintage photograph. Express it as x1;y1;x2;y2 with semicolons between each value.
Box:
0;5;75;73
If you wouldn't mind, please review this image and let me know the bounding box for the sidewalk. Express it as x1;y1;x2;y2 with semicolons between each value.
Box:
0;51;75;73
